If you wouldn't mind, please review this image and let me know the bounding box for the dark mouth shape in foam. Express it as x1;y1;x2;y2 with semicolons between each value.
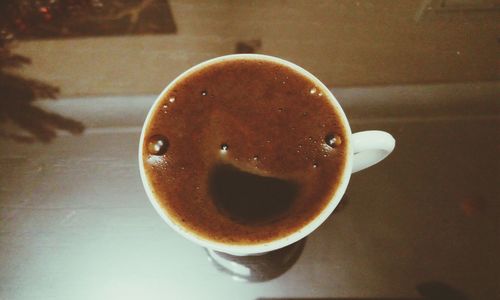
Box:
209;163;299;226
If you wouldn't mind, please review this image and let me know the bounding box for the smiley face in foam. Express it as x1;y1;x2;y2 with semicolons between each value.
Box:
141;56;349;245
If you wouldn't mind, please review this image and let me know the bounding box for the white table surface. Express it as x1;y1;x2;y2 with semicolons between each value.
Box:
1;83;498;300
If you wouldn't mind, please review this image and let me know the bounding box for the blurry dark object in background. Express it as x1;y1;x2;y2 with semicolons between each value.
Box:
0;0;176;143
0;2;85;143
258;281;468;299
416;281;469;300
0;50;85;143
0;0;176;39
235;39;262;54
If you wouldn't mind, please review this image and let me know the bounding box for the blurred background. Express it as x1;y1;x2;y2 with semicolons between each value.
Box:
0;1;498;300
2;0;498;97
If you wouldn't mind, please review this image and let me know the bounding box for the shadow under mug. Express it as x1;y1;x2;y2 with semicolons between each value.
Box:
139;54;396;256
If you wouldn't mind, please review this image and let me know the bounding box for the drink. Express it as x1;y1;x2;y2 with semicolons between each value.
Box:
140;56;348;245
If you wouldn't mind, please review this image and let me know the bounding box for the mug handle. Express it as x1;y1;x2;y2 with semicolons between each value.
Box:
351;130;395;173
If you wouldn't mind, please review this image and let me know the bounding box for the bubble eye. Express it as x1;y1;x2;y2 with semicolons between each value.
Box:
147;135;169;155
324;133;340;148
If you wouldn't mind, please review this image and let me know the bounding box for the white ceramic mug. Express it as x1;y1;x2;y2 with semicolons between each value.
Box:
139;54;395;256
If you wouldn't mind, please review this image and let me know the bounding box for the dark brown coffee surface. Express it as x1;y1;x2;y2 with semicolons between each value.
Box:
142;58;348;245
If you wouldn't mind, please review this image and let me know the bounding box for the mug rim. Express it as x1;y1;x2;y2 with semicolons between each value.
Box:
138;54;353;255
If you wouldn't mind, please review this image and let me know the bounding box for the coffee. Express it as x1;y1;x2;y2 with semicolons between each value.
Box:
141;57;348;245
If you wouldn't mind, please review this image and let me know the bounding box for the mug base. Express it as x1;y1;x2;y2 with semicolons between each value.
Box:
205;238;306;282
